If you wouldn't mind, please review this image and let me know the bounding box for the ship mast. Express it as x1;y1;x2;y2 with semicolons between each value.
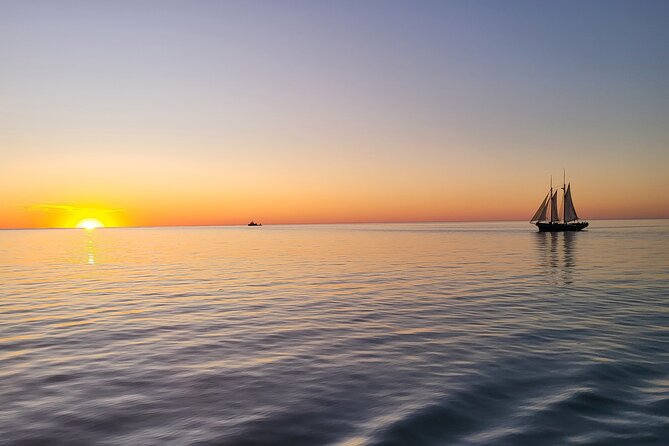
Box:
550;175;553;222
563;168;566;225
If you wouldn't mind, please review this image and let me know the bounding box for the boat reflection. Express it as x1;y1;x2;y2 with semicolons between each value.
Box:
534;231;578;286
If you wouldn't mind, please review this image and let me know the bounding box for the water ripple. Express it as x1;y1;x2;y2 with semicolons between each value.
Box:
0;221;667;445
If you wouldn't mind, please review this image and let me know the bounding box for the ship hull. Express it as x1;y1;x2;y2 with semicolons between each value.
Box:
536;222;588;232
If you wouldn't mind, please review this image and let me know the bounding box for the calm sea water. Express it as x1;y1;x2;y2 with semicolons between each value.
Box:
1;221;668;446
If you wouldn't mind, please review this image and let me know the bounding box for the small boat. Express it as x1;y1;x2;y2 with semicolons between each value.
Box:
530;173;588;232
247;221;262;227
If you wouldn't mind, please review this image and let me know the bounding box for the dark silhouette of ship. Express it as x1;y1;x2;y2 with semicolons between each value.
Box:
247;221;262;227
531;172;588;232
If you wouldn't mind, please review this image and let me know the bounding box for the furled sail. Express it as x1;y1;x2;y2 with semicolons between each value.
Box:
550;191;559;222
563;183;579;222
530;193;549;222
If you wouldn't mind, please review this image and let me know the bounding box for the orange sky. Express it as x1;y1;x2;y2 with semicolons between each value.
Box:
2;2;668;229
2;147;667;229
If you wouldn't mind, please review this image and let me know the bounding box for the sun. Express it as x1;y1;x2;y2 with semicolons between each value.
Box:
76;218;104;230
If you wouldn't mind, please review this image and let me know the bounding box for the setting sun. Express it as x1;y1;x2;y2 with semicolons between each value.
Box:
76;218;104;230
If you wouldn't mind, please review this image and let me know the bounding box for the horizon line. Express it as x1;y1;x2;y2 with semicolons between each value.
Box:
2;216;668;231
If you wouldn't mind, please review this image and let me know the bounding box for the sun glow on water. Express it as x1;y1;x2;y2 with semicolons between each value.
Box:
76;218;104;230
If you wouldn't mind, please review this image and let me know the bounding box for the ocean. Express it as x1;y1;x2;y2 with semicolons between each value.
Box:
1;221;667;445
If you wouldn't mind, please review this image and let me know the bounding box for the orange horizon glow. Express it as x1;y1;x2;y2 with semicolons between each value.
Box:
1;192;668;230
1;150;667;230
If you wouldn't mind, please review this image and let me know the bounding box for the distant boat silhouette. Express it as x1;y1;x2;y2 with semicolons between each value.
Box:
530;172;588;232
247;221;262;227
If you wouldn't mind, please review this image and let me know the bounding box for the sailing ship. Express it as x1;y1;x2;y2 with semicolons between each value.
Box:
530;174;588;232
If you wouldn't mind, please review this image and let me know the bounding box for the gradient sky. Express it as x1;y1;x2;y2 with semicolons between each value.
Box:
2;0;668;228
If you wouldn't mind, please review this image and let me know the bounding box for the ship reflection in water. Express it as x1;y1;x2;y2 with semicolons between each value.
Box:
534;231;578;286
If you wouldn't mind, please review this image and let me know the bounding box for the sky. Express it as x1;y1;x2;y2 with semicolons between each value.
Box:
1;0;668;228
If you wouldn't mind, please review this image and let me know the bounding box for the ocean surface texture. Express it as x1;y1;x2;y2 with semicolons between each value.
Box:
1;221;668;446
